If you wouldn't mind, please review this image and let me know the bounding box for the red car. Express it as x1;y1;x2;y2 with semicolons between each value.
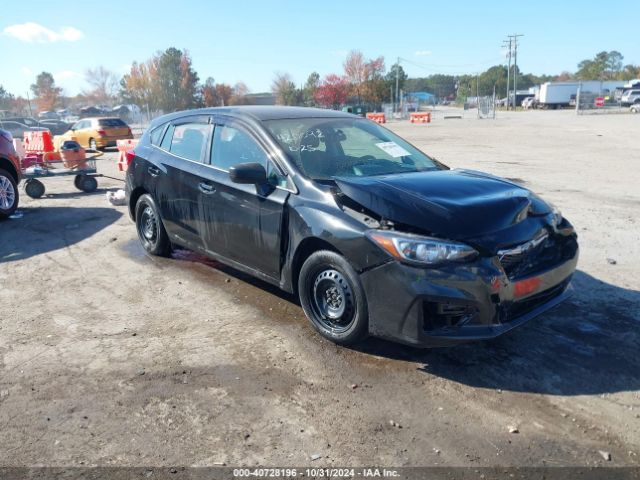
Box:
0;127;21;219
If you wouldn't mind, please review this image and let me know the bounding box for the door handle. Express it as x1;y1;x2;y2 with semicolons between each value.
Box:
148;166;160;177
198;182;216;194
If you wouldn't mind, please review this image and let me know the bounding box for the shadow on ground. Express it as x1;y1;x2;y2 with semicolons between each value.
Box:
129;244;640;397
356;270;640;396
0;206;122;262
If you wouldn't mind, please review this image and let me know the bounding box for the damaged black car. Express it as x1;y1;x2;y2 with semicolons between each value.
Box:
125;106;578;347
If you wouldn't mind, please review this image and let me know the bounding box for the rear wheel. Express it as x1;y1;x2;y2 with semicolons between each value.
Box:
135;194;171;257
25;179;45;199
0;169;18;219
76;175;97;193
298;250;369;345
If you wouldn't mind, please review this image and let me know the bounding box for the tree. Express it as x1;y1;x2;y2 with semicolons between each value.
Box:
576;51;624;80
214;83;233;106
154;47;199;112
229;82;250;105
361;56;386;105
343;50;367;102
314;74;350;109
84;66;118;105
120;56;159;109
303;72;320;106
201;77;219;107
272;72;300;105
0;85;14;111
30;72;62;111
385;63;407;101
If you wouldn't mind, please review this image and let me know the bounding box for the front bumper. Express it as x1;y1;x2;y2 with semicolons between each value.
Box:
360;236;578;348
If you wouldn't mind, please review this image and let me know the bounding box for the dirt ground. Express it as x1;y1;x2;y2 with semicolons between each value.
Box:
1;109;639;468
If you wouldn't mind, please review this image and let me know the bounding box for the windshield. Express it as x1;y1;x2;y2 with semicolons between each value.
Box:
264;117;441;180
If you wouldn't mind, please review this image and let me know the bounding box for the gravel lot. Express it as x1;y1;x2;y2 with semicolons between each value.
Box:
1;109;639;468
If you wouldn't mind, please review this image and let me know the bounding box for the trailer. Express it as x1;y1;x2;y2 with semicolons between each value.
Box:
537;81;625;109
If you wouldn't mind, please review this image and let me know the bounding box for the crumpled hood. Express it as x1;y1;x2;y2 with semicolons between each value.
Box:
335;169;553;252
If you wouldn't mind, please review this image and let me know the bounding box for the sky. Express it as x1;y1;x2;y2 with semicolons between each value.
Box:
2;0;639;97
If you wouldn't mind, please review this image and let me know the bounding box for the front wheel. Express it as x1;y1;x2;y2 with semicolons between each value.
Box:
298;250;369;345
0;169;18;219
135;194;171;257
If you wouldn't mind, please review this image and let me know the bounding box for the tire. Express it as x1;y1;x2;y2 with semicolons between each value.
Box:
0;169;19;219
77;175;98;193
25;179;45;199
298;250;369;345
89;138;97;151
135;193;171;257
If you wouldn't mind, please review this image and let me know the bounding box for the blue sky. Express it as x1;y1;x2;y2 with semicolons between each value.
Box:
2;0;639;97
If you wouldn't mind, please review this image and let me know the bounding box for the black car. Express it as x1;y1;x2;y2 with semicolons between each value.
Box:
126;106;578;347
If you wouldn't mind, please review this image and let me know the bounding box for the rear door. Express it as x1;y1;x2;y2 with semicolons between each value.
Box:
205;118;291;279
153;115;213;250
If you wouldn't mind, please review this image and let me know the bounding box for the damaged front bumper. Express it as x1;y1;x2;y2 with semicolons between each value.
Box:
360;236;579;348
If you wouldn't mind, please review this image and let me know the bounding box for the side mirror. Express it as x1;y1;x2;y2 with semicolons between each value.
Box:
229;162;267;185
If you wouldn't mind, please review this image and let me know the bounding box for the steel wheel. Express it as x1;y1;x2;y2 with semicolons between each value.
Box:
310;269;355;332
139;205;157;243
0;174;16;210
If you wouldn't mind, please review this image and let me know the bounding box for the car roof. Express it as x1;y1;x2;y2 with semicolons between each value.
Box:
152;106;358;126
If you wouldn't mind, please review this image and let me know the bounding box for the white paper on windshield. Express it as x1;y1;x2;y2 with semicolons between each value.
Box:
375;141;410;158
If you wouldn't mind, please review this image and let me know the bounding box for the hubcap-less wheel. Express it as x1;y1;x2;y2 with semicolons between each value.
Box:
311;269;355;332
0;175;15;210
140;206;157;242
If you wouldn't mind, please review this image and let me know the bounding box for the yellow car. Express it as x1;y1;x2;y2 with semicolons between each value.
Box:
65;117;133;150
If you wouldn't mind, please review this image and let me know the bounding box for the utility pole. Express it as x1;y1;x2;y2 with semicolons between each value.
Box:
507;34;524;109
395;57;400;114
503;38;512;110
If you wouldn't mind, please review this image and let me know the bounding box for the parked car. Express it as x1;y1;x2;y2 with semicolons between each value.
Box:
63;117;133;150
0;121;49;139
620;89;640;106
2;116;40;128
38;119;72;136
0;127;21;219
521;96;536;109
126;106;579;347
631;104;640;114
38;111;60;120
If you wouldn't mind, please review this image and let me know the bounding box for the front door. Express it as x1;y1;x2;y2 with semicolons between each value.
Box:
204;120;290;280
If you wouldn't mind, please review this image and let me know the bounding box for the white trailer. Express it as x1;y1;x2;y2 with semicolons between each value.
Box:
537;81;625;108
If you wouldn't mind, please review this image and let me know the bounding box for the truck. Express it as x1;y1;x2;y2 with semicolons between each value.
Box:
537;81;625;109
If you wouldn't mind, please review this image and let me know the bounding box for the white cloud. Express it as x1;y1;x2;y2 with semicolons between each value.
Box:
3;22;84;43
55;70;83;80
415;50;432;57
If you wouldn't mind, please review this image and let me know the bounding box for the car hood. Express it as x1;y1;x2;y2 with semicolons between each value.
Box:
334;169;553;252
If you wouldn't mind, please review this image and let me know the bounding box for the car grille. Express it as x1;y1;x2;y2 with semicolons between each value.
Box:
498;232;576;279
502;276;571;323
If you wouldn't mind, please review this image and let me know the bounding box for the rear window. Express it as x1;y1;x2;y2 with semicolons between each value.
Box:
149;124;165;146
98;118;127;127
168;123;212;162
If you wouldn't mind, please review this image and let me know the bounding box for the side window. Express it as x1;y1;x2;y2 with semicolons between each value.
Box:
211;124;287;187
160;124;174;151
169;123;211;162
149;124;165;146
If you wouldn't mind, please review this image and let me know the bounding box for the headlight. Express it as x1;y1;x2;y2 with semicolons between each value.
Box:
366;230;478;266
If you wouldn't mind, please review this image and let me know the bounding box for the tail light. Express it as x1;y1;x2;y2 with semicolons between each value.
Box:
97;129;107;136
125;150;136;166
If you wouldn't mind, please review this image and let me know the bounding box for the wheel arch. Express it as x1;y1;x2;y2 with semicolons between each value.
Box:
290;236;342;295
128;186;149;220
0;157;19;183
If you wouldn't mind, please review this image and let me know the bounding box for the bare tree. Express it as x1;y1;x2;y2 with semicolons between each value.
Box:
343;50;366;102
85;66;119;105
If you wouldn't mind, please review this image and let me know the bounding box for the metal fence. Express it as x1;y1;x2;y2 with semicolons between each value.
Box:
477;95;496;119
575;85;627;115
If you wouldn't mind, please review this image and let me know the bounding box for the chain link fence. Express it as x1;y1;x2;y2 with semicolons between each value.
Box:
575;83;626;115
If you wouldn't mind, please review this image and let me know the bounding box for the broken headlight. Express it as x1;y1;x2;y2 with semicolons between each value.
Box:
366;230;478;266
